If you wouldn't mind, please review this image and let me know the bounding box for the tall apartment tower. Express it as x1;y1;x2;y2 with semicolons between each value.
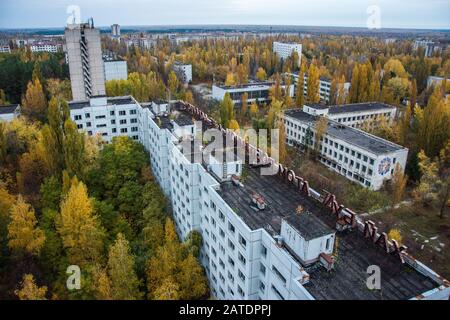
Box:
111;24;121;38
273;41;302;65
65;18;106;101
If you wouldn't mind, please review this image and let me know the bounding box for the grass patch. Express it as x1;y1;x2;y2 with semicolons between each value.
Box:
370;205;450;279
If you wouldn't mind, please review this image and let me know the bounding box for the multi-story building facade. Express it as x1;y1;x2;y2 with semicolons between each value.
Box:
65;19;106;101
413;40;442;57
0;44;11;53
302;102;397;128
68;96;141;142
173;62;192;84
15;39;28;48
0;104;20;121
283;107;406;190
287;72;351;103
30;41;61;53
212;80;294;105
427;75;449;89
131;98;450;300
1;97;449;300
111;24;121;39
125;33;155;50
103;56;128;81
273;42;302;65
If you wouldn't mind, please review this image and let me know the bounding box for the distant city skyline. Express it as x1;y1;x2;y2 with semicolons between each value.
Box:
0;0;449;30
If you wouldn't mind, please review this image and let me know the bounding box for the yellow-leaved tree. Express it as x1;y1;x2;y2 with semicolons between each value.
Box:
184;90;194;104
92;266;113;300
336;75;347;105
314;116;328;152
306;62;320;103
177;252;208;300
147;219;182;299
225;72;236;86
241;92;248;117
21;78;47;123
168;71;179;95
229;119;240;131
153;277;180;300
388;229;402;244
415;86;450;158
295;61;306;107
277;116;287;164
267;99;283;130
57;180;104;266
15;274;47;300
8;196;45;255
107;233;142;300
256;67;267;81
0;185;15;249
391;163;408;205
250;101;259;116
147;218;208;300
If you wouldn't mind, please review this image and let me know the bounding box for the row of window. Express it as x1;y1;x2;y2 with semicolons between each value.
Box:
77;124;139;133
285;120;379;165
76;118;138;126
322;137;377;164
321;147;374;176
73;109;137;121
319;157;372;187
334;111;392;124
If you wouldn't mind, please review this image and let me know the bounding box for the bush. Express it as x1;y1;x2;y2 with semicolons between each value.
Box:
343;185;391;213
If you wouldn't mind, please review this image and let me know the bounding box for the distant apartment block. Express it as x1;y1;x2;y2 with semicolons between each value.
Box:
0;104;20;121
15;39;28;48
125;33;155;49
283;104;406;190
138;37;155;49
303;102;397;128
103;56;128;81
0;45;11;53
212;80;294;105
175;35;207;44
427;75;449;89
30;41;61;53
273;41;302;64
287;72;351;103
65;19;106;101
173;62;193;84
384;38;397;44
413;40;441;57
111;24;121;38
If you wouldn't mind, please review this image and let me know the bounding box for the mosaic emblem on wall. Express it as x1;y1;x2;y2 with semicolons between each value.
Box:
378;157;391;175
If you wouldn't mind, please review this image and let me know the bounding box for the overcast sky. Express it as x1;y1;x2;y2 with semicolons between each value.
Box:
0;0;449;29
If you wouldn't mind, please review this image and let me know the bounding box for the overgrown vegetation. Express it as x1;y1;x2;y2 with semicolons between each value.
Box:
371;205;450;279
285;149;391;213
0;67;208;299
0;50;70;104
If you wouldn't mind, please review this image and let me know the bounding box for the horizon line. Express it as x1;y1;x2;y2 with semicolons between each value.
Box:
1;23;449;32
